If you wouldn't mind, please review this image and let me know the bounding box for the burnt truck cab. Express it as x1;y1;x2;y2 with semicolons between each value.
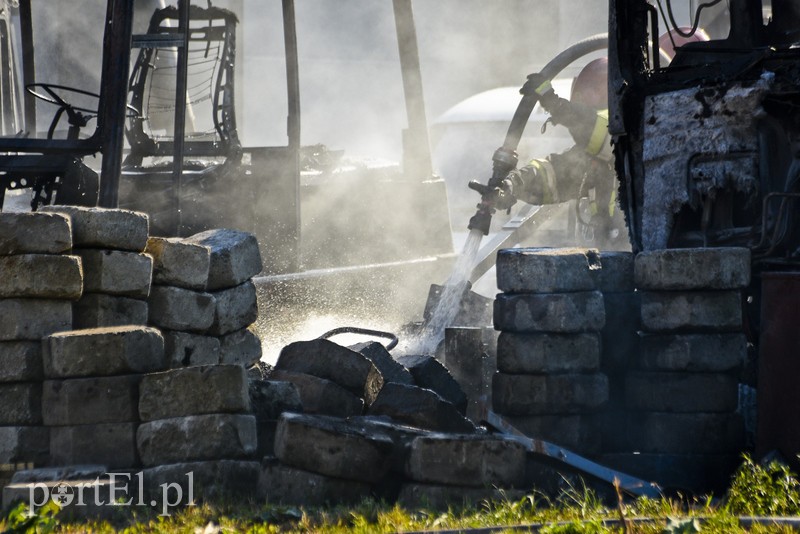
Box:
609;0;800;457
0;1;454;344
609;0;800;259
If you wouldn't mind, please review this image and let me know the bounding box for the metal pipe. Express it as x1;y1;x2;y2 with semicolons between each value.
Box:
18;0;34;133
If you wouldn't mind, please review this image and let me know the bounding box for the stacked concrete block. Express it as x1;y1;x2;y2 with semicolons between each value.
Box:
40;206;152;329
592;251;639;453
136;364;259;500
0;212;79;469
397;433;528;509
146;229;263;369
611;247;749;492
259;412;393;506
42;326;166;469
492;248;608;455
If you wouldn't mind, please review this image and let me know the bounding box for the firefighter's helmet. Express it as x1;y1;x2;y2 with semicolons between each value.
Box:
570;57;608;111
659;26;711;62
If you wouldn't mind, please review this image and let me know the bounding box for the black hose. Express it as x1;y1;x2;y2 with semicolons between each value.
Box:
501;33;608;155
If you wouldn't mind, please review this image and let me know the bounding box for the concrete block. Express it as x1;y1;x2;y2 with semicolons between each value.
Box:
443;327;494;420
496;332;600;374
494;291;605;333
276;339;383;405
504;414;601;455
0;426;49;464
594;251;635;292
0;383;42;424
147;285;215;333
395;354;467;414
492;372;608;415
258;457;371;506
40;205;149;252
268;370;364;417
635;247;750;290
44;325;165;378
136;414;257;466
249;379;303;422
219;327;262;367
601;291;640;370
0;212;71;255
0;299;71;341
0;341;42;382
73;293;148;329
50;422;138;469
207;280;258;336
43;375;140;425
350;341;414;385
625;371;739;412
145;236;210;290
640;291;742;332
75;249;152;298
397;483;525;511
639;333;747;372
496;247;599;293
347;415;432;474
405;433;527;488
627;412;745;454
143;460;260;502
163;330;220;368
184;228;261;290
0;254;82;299
599;452;741;495
274;413;393;483
367;383;475;433
139;365;250;421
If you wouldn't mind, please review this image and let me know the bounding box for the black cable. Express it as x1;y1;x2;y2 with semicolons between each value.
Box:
664;0;724;38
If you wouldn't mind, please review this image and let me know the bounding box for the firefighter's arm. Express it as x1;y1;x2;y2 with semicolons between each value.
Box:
503;158;559;206
523;74;613;161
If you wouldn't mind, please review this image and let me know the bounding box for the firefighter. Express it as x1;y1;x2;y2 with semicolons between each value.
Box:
495;57;628;249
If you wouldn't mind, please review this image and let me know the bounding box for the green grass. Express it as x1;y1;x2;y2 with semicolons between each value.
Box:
3;454;800;533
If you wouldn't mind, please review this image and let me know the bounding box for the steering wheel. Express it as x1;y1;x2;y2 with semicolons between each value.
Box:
26;83;139;140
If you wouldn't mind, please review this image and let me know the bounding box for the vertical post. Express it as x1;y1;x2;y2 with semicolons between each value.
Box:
98;0;134;208
282;0;300;150
18;0;35;135
171;0;191;232
392;0;433;181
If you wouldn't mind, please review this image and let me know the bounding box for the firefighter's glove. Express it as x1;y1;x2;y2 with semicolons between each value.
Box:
522;73;556;103
492;175;518;212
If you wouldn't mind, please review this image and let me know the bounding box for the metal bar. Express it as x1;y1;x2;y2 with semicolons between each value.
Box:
131;34;186;48
479;405;662;498
281;0;301;267
392;0;433;180
18;0;35;134
98;0;134;208
171;0;192;233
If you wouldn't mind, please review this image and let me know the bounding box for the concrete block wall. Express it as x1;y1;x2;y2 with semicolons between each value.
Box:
491;248;609;456
0;207;277;506
487;246;751;494
0;212;79;483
